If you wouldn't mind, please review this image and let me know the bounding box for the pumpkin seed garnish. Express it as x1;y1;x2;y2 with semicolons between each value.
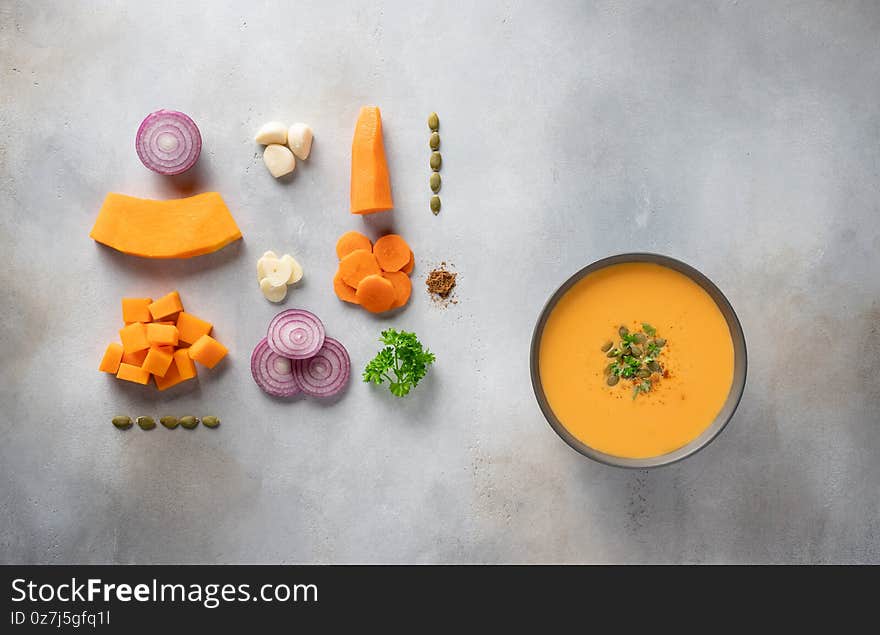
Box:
111;416;132;429
136;416;156;430
430;172;441;193
606;374;620;386
202;416;221;428
430;152;442;171
159;416;179;429
179;416;198;429
428;112;439;131
599;323;667;399
430;195;441;214
429;132;440;150
600;340;613;352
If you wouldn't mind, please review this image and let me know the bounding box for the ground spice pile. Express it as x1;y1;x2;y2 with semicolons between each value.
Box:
426;265;457;307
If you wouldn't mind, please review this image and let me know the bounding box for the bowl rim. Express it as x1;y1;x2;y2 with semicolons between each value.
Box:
529;252;748;468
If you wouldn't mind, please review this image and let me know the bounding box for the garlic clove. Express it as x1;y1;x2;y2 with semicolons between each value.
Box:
254;121;288;145
263;144;296;178
287;123;313;160
280;254;303;285
260;277;288;303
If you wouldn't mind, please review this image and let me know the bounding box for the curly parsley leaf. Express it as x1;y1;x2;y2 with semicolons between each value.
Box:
362;329;436;397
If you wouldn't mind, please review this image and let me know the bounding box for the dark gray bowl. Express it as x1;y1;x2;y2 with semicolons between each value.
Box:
530;253;747;468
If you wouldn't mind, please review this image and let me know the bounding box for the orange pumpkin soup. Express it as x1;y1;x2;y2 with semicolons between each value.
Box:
539;262;734;458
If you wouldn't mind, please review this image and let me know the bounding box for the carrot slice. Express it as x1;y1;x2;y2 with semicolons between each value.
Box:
350;106;393;215
383;271;412;309
333;270;359;304
355;274;396;313
401;250;415;275
338;249;381;288
373;234;411;272
336;231;372;259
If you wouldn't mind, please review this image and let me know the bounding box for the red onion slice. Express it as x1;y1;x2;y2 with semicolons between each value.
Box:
267;309;325;360
251;337;302;398
292;337;351;398
135;109;202;175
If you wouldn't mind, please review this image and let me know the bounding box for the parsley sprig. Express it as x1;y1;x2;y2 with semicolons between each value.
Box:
363;329;436;397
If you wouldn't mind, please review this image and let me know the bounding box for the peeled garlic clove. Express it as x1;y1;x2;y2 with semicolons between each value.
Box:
254;121;288;145
263;144;296;178
287;123;313;160
257;254;279;281
280;254;303;285
260;277;288;303
262;257;293;287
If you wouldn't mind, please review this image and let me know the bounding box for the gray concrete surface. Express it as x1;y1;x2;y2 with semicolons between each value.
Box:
1;0;879;564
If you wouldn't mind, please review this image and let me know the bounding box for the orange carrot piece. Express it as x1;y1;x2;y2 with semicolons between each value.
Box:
338;249;382;288
333;270;360;304
373;234;411;272
121;297;152;323
401;250;415;275
383;271;412;309
99;343;124;374
355;274;396;313
350;106;393;214
335;231;373;259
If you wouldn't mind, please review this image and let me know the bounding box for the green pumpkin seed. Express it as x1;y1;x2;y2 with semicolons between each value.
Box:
647;361;661;372
159;416;179;429
606;349;619;358
111;416;132;429
633;333;647;344
202;416;220;428
430;195;441;214
630;345;643;357
604;363;616;375
429;132;440;150
428;112;439;131
637;369;652;378
179;416;198;429
430;152;442;171
618;326;629;338
654;338;666;348
606;374;620;387
429;172;441;193
600;340;613;352
136;416;156;430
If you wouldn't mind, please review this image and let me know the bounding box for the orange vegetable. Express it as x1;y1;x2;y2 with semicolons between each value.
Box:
335;231;373;259
338;249;382;288
119;322;149;354
383;271;412;309
401;250;414;274
99;343;124;374
121;348;148;366
89;192;242;259
149;291;183;320
116;363;150;385
142;346;174;377
350;106;393;214
173;348;197;380
355;274;396;313
175;311;212;345
333;270;359;304
373;234;411;272
188;334;228;369
121;298;152;323
154;362;184;391
146;323;179;347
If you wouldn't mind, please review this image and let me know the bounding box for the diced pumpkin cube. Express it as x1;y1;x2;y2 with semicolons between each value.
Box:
148;291;183;320
121;348;148;366
173;348;197;380
121;297;153;324
175;311;213;345
119;322;149;354
99;342;124;374
142;346;174;377
154;362;181;390
188;334;228;368
116;362;150;385
146;322;179;346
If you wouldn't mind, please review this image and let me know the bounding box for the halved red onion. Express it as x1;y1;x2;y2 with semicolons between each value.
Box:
251;337;302;397
135;109;202;175
292;337;350;398
267;309;325;360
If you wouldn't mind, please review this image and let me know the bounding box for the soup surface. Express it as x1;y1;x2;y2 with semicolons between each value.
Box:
538;262;734;458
